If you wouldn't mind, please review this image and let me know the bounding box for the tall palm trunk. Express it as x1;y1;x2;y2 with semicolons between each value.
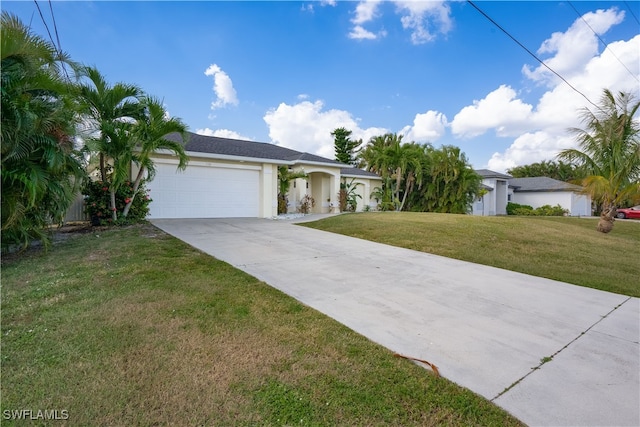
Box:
110;188;117;221
99;152;107;182
122;166;145;217
395;166;402;211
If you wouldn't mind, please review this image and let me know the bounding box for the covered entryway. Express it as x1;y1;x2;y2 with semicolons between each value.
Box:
147;160;260;219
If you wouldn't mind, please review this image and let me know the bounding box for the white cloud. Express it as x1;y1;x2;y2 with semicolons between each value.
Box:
400;110;448;142
297;93;310;100
450;85;534;139
457;7;639;172
348;0;451;43
523;8;625;85
395;0;452;44
196;127;252;140
349;25;384;40
487;132;576;172
352;0;382;25
303;0;336;12
204;64;238;110
263;100;388;159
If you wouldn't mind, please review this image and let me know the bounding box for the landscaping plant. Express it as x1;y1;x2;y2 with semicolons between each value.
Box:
83;180;151;225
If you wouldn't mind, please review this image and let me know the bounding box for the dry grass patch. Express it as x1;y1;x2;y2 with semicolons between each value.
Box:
1;224;522;426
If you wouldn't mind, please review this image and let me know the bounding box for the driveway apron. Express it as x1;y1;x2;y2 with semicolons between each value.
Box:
152;217;640;427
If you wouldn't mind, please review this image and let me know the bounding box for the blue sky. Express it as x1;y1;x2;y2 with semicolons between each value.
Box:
4;1;639;171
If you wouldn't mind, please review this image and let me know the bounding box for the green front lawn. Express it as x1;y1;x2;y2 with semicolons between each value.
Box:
302;212;640;297
1;224;522;426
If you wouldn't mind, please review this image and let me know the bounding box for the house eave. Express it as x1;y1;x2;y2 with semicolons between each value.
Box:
514;189;582;193
154;148;293;166
292;160;346;168
341;173;382;180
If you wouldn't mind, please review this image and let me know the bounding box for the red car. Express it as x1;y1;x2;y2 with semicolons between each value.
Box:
615;205;640;219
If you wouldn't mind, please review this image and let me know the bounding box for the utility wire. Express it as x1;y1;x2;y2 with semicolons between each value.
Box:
47;0;71;81
33;0;71;82
32;0;56;52
624;1;640;26
568;1;638;83
466;0;599;110
48;0;63;56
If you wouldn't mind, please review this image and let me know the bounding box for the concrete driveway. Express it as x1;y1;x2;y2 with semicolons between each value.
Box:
152;217;639;427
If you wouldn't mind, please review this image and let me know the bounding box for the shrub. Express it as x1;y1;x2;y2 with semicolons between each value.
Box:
508;202;568;216
298;195;315;214
533;204;569;216
83;180;151;226
507;202;533;215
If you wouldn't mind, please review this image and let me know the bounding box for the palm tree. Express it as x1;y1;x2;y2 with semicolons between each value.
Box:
122;96;189;217
1;12;85;250
277;166;308;214
417;145;481;213
558;89;640;233
358;134;423;211
77;66;143;220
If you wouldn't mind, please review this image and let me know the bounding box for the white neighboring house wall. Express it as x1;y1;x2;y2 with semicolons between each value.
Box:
472;186;492;216
510;191;592;216
473;170;511;216
508;177;592;216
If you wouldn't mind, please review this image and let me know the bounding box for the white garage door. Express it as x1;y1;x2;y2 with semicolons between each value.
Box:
147;161;260;219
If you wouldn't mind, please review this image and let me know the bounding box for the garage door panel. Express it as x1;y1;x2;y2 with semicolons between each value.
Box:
148;163;260;219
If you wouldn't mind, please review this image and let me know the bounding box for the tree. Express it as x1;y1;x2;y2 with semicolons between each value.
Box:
413;145;481;214
1;12;86;250
277;166;308;214
77;66;143;221
507;160;586;182
358;133;423;211
558;89;640;233
123;96;188;217
332;127;361;166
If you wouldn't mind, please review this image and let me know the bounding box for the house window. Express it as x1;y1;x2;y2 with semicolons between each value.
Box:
508;194;512;201
293;181;296;188
306;182;309;189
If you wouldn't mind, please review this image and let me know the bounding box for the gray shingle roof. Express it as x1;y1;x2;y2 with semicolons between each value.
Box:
475;169;512;179
166;131;344;165
510;177;583;192
340;168;382;178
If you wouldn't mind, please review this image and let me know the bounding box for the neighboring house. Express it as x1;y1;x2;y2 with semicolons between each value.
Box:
509;177;592;217
473;169;511;216
141;132;382;219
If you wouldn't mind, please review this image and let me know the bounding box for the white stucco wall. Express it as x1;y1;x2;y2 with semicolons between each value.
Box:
261;163;278;218
473;177;508;216
511;191;592;216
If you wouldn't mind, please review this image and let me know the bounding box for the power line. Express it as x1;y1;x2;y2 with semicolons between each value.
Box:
624;1;640;26
466;0;599;110
33;0;71;82
48;0;63;55
32;0;56;50
568;1;638;83
46;0;71;81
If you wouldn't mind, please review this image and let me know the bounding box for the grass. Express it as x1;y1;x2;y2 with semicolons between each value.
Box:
301;212;640;297
1;224;522;426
